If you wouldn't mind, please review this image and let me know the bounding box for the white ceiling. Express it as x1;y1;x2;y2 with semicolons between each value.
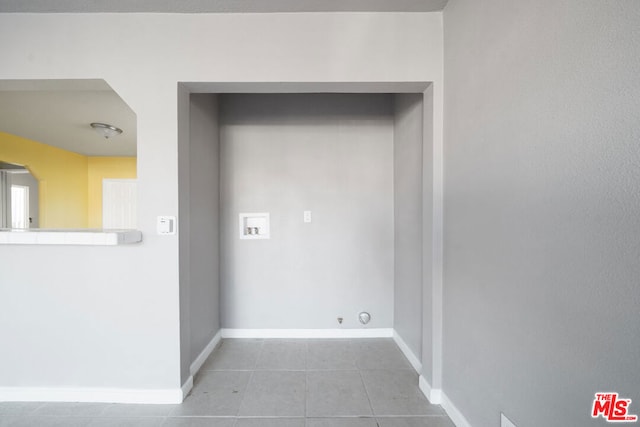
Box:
0;80;136;157
0;0;448;13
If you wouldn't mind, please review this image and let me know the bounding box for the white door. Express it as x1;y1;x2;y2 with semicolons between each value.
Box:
10;185;29;229
103;179;137;229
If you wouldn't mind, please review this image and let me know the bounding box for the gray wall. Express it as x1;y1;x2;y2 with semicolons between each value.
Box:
421;84;435;386
393;93;424;360
443;1;640;426
178;93;221;384
219;93;394;329
188;95;222;363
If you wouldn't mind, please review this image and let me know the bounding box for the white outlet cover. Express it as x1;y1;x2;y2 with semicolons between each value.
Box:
501;413;517;427
239;213;270;239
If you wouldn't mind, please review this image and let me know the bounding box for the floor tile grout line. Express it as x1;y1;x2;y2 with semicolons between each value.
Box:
304;340;309;420
234;338;264;418
203;368;311;372
235;415;306;418
358;367;377;419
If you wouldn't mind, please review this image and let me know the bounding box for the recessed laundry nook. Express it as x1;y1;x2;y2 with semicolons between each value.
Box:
177;82;440;405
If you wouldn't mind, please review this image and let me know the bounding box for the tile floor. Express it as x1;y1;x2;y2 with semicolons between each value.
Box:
0;338;454;427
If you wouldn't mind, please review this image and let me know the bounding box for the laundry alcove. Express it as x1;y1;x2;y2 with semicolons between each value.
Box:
177;83;436;393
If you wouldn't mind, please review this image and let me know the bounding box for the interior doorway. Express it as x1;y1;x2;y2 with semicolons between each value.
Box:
0;162;39;229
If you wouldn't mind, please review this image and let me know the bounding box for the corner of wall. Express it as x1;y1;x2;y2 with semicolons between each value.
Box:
189;330;222;377
418;374;441;404
417;375;472;427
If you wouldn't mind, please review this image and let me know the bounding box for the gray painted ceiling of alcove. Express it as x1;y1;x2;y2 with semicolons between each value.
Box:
0;0;448;13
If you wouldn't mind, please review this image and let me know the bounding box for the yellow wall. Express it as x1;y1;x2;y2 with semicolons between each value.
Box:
87;157;137;228
0;132;137;229
0;131;88;228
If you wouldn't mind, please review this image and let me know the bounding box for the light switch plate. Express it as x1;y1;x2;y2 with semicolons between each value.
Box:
304;211;312;223
157;216;176;235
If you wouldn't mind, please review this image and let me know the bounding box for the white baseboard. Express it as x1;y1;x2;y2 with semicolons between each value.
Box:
221;328;394;339
392;331;422;374
442;391;473;427
180;376;193;401
0;331;221;405
0;387;183;404
181;329;223;402
418;375;442;404
190;330;222;376
418;376;473;427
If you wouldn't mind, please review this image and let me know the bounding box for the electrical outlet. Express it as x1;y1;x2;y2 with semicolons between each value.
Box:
501;413;517;427
337;317;343;324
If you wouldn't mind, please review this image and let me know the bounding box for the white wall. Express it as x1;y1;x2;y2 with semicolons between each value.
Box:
393;93;424;359
219;93;394;329
0;12;443;401
444;1;640;425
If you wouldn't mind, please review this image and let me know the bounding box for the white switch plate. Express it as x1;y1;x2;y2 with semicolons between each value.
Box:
157;216;176;235
304;211;312;223
501;413;517;427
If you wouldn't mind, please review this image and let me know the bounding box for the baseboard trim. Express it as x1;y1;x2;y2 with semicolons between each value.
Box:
190;330;222;376
0;387;183;404
442;391;473;427
220;328;394;339
418;375;442;404
180;376;193;401
392;331;422;374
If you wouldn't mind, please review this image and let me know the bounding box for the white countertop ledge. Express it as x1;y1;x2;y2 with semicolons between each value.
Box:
0;229;143;245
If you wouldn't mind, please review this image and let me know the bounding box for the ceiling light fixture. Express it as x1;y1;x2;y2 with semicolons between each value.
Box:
90;122;123;139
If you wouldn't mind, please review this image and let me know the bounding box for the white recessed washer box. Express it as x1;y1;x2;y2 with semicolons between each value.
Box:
239;213;270;240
